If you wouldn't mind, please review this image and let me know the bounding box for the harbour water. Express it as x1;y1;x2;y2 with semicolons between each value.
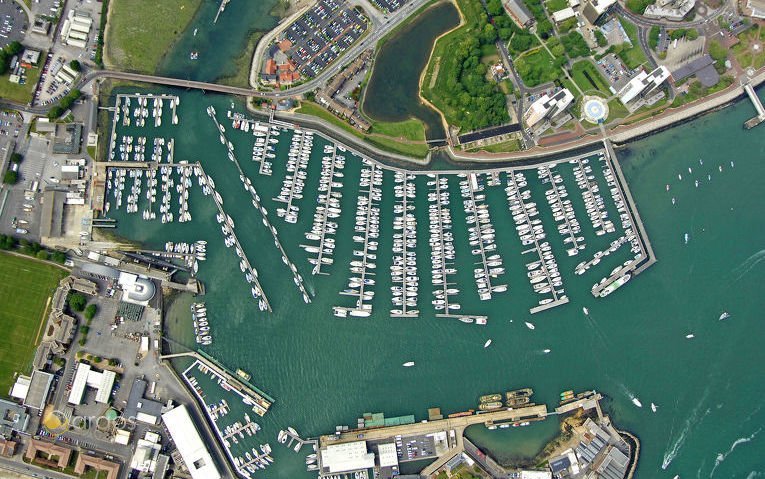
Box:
157;1;279;84
362;2;459;141
103;86;765;478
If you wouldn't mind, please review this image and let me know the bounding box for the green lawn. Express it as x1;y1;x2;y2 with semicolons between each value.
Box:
544;0;569;12
570;60;611;95
618;18;649;69
607;98;630;121
732;25;765;70
0;65;42;104
515;48;564;87
370;118;426;142
296;102;429;157
0;253;66;396
105;0;202;73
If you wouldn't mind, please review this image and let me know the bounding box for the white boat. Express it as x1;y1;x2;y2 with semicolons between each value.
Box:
483;339;492;348
525;322;535;330
631;397;643;408
719;311;730;321
402;361;415;367
685;333;695;339
543;349;551;354
582;307;589;315
650;402;657;413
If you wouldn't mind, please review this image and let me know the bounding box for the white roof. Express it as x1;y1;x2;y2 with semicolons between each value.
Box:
131;435;162;472
114;429;131;445
321;441;375;473
523;89;575;127
569;0;581;7
591;0;616;14
68;363;115;404
619;66;670;104
552;7;576;21
68;362;90;404
378;443;398;468
521;471;553;479
10;375;31;400
162;405;221;479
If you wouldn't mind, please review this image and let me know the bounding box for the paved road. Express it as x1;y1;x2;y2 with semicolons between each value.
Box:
614;1;731;28
0;455;72;479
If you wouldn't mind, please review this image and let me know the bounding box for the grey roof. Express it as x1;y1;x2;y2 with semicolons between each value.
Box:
671;54;720;87
124;378;164;423
0;399;30;436
24;371;54;410
40;189;66;238
80;262;120;280
503;0;533;25
550;455;571;473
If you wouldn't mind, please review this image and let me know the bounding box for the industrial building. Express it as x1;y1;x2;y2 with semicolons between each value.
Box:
124;378;165;425
523;89;575;128
79;262;157;306
68;362;117;405
162;405;221;479
320;441;376;474
618;66;670;104
130;431;165;473
503;0;534;27
60;10;93;49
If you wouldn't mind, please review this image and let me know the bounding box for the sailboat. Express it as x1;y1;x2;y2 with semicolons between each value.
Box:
631;397;643;408
719;311;730;321
582;307;589;315
484;339;493;348
650;402;657;413
525;322;535;330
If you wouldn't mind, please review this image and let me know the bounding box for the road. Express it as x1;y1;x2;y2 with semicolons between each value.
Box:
614;0;731;28
0;455;73;479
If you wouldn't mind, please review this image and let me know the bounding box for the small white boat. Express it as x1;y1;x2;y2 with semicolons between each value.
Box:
685;333;695;339
484;339;492;348
651;402;657;413
719;311;730;321
525;322;535;330
582;307;589;315
631;397;643;408
402;361;415;367
543;349;551;354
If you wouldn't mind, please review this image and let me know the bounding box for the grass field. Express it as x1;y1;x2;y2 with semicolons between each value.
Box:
466;138;521;153
618;18;649;69
0;65;42;104
369;118;426;142
0;253;66;396
570;60;611;95
105;0;202;73
732;25;765;70
296;102;429;157
514;48;563;87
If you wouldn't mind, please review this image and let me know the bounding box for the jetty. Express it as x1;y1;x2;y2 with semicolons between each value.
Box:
744;83;765;129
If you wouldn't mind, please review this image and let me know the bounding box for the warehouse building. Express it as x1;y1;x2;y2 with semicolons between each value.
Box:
68;362;117;405
162;405;221;479
320;441;376;474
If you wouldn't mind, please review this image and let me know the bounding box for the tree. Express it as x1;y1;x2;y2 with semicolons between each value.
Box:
3;171;18;184
84;304;97;321
595;30;608;48
79;326;90;336
51;251;67;264
68;60;81;72
68;292;87;312
0;235;16;250
4;41;22;56
36;250;49;261
10;153;22;164
511;34;533;52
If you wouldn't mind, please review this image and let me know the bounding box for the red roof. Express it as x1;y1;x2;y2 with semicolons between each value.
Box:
265;59;277;75
278;39;293;52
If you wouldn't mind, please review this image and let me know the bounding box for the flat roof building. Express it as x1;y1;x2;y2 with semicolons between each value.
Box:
618;66;670;104
74;454;120;479
378;443;398;468
131;431;163;473
0;399;29;436
582;0;616;24
523;89;575;127
321;441;375;474
25;439;72;469
124;378;164;425
162;405;221;479
68;362;117;405
748;0;765;17
24;370;54;411
552;7;577;22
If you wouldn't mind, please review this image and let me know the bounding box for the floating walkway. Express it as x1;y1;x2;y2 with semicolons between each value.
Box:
744;83;765;129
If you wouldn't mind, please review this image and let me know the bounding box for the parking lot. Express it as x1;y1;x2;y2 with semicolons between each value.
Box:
0;0;27;49
284;0;368;78
369;0;408;13
393;434;437;462
595;53;632;92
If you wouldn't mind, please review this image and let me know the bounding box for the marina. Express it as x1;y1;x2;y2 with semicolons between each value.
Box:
181;356;274;478
390;171;419;318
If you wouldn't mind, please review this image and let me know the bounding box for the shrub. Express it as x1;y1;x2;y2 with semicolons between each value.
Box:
84;304;97;321
595;30;608;47
10;153;22;164
3;171;18;184
36;250;49;261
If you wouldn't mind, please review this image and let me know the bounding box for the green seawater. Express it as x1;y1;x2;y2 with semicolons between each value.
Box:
157;1;279;83
104;86;765;478
362;2;459;140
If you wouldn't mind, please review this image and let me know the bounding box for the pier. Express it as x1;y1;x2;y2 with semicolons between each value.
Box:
390;171;419;318
744;83;765;129
214;0;231;23
506;171;569;314
208;107;312;305
334;161;381;318
162;351;274;415
302;144;344;275
590;142;656;297
273;130;311;223
460;173;507;301
537;164;585;255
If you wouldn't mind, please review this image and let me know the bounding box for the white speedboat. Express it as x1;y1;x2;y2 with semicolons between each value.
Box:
651;402;657;413
631;397;642;408
484;339;492;348
402;361;415;367
525;322;535;330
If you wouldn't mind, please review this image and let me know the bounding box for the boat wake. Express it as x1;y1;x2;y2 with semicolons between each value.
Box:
662;389;712;469
709;427;763;477
618;383;641;407
732;249;765;282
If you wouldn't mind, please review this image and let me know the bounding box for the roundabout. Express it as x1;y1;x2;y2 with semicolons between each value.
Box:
582;96;609;124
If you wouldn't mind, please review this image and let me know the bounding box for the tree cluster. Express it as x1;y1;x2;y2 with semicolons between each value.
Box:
48;89;82;120
561;32;590;58
522;0;554;38
0;41;23;75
